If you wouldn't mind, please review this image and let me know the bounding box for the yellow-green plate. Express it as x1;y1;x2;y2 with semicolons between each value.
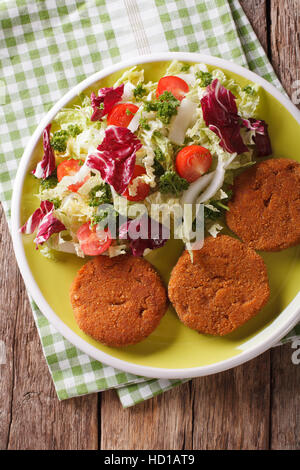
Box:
11;53;300;379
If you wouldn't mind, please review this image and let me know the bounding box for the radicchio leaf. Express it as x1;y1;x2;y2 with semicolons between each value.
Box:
34;211;66;247
20;200;65;248
209;124;249;154
86;126;142;194
32;125;56;179
201;79;239;127
20;200;54;234
91;84;124;121
201;79;248;155
242;118;272;157
119;214;168;257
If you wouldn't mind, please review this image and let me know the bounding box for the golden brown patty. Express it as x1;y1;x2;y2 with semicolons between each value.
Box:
168;235;270;336
226;158;300;251
70;254;167;347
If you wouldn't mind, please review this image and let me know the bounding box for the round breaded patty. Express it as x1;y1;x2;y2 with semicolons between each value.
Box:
70;254;167;347
226;158;300;251
168;235;270;336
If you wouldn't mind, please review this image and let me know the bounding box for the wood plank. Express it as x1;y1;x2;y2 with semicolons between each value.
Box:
101;382;193;450
0;205;20;449
270;344;300;449
270;0;300;99
0;207;98;450
191;353;270;449
239;0;268;53
101;356;271;450
270;0;300;449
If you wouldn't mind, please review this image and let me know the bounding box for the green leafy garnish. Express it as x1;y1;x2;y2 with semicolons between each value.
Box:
133;83;147;100
156;91;180;124
40;172;58;190
139;117;150;130
159;170;189;196
67;124;82;137
153;148;165;177
90;208;117;228
204;189;233;221
204;205;221;222
50;125;82;152
180;64;191;72
144;91;180;124
48;197;61;209
88;183;112;207
242;85;255;96
144;101;158;113
154;147;164;161
151;130;174;171
196;70;213;87
50;130;69;152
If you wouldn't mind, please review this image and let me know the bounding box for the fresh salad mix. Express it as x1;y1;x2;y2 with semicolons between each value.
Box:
21;61;272;259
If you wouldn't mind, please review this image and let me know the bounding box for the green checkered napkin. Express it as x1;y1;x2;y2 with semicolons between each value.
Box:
1;0;299;408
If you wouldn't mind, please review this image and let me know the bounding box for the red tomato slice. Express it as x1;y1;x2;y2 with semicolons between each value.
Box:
156;76;189;101
57;159;88;192
175;145;213;183
122;165;150;202
57;159;81;181
77;223;112;256
107;103;139;127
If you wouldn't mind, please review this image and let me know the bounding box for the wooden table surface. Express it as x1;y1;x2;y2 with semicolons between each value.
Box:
0;0;299;450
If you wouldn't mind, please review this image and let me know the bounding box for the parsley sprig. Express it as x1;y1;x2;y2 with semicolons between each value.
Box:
196;70;213;87
153;148;165;177
242;85;256;96
39;171;58;190
50;125;82;152
88;183;112;207
144;91;180;124
180;64;191;72
159;170;189;196
133;83;147;100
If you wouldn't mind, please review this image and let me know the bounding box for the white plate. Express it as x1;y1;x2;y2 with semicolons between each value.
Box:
11;52;300;379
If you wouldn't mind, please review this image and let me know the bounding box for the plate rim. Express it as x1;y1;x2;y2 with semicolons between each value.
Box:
11;51;300;379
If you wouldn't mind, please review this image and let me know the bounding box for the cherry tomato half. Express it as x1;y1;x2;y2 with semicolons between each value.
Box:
57;159;81;181
156;75;189;101
107;103;139;127
122;165;150;202
57;159;88;192
175;145;213;183
77;223;112;256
